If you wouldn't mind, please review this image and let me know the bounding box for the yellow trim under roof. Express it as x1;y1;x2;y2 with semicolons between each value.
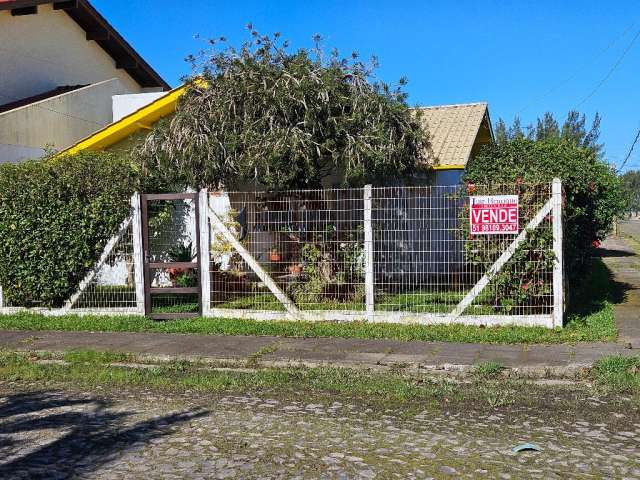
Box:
431;164;465;170
59;85;187;156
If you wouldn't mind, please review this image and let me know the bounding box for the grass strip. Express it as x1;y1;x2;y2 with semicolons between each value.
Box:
1;351;638;408
592;355;640;394
0;259;617;344
0;307;615;344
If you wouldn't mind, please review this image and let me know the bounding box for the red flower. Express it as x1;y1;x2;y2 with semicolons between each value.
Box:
592;240;601;248
522;281;531;291
466;182;476;194
468;233;475;241
515;177;523;186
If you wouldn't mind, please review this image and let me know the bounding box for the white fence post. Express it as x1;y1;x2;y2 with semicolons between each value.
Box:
363;185;375;321
552;178;564;329
131;192;145;315
199;189;211;316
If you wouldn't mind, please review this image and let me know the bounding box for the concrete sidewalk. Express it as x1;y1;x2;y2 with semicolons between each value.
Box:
601;220;640;347
0;329;634;374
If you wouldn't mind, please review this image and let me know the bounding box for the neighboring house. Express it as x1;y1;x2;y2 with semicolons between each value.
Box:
415;102;493;185
0;0;170;163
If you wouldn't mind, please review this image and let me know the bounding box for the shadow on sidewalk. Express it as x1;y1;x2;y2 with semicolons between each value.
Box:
595;247;637;258
0;390;207;478
567;258;632;318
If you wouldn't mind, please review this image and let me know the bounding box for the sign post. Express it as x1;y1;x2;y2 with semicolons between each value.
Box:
470;195;519;235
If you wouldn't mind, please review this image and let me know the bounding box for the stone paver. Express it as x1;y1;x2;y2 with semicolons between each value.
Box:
0;383;638;479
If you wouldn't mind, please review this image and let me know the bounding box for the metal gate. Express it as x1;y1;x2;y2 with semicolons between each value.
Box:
140;193;202;319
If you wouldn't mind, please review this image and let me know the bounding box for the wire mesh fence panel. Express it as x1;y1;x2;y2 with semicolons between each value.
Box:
209;189;366;316
146;198;200;314
71;221;138;310
0;183;558;322
372;183;554;317
207;182;558;323
372;185;463;315
464;182;554;316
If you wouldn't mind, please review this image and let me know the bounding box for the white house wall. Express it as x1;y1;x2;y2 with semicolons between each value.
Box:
112;92;166;122
0;3;142;103
0;78;131;152
0;144;45;164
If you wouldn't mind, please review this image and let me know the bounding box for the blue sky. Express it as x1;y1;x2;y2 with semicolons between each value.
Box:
94;0;640;171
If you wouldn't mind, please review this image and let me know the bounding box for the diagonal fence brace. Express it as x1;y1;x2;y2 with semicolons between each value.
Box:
64;215;133;311
450;197;554;318
207;205;301;319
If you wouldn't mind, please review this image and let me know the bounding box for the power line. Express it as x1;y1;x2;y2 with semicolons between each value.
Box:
574;26;640;109
518;20;638;114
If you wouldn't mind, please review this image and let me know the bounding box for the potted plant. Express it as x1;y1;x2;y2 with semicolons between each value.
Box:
269;247;281;262
288;263;302;275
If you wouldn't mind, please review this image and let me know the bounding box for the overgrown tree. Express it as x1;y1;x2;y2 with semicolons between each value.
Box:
136;28;428;191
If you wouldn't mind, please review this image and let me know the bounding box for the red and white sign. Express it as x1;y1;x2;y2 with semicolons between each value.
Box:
470;195;519;235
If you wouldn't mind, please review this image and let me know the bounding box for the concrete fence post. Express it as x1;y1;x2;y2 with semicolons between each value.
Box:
131;192;145;315
198;189;211;316
552;178;564;329
363;185;375;321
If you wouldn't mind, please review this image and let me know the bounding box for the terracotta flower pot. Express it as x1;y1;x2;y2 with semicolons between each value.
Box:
289;264;302;274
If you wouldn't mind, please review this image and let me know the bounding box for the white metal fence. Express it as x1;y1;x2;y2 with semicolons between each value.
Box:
203;181;563;327
0;181;564;328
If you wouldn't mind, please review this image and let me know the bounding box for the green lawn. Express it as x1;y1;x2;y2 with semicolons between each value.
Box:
0;258;618;344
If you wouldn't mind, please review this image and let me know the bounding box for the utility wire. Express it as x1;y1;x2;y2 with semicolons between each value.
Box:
518;20;638;114
574;26;640;109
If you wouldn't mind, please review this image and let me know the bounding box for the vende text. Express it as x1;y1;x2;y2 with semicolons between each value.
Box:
469;195;519;235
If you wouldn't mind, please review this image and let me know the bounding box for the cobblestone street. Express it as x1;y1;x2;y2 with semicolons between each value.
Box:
0;383;638;479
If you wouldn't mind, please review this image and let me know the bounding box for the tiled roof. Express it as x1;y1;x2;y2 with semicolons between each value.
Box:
414;102;490;168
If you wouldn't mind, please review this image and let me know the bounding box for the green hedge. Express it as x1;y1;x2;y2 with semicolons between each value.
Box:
465;139;626;282
0;152;138;307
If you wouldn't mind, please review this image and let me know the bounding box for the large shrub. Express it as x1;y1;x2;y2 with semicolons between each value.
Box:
0;152;138;307
137;29;428;191
464;138;626;282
